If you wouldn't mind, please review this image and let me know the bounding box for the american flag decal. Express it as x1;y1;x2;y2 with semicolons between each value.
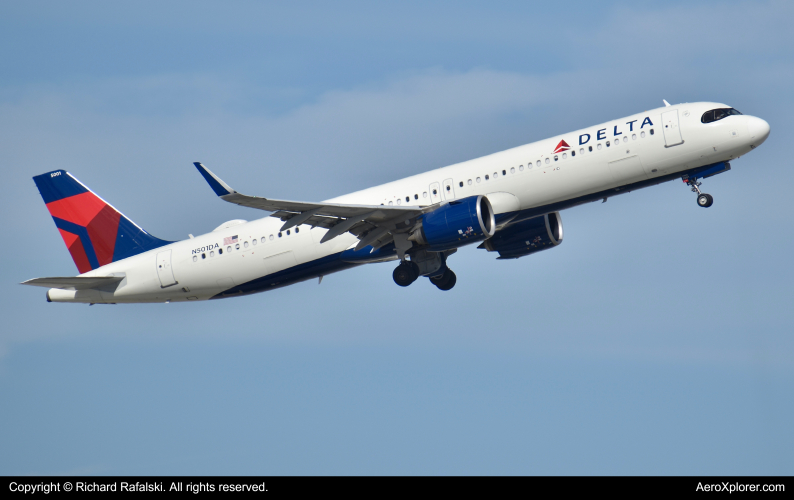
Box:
223;235;239;245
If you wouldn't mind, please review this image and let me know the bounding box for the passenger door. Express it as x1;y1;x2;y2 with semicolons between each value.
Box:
661;109;684;147
156;250;178;288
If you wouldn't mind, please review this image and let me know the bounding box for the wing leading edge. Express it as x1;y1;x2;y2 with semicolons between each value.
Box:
193;162;428;251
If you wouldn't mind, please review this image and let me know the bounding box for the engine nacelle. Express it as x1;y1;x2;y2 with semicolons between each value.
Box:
480;212;563;259
409;195;495;251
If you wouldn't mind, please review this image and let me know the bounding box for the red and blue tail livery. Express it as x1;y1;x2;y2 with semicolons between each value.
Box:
33;170;171;274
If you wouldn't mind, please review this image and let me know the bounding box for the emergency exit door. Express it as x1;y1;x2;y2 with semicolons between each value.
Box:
442;178;456;200
661;109;684;147
429;182;442;204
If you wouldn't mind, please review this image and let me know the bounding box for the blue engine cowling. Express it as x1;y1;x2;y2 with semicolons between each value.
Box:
480;212;563;259
409;195;496;251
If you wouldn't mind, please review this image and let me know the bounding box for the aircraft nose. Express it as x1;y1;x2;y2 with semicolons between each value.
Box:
747;116;770;146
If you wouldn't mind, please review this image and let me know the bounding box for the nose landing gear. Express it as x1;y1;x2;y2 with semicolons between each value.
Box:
685;177;714;208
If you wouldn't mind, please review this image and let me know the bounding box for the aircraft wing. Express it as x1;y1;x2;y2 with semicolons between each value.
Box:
20;276;124;290
194;162;428;250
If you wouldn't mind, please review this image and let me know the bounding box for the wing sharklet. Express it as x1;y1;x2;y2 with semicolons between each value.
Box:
193;162;236;196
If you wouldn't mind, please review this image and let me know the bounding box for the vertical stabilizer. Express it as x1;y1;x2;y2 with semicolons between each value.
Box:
33;170;172;273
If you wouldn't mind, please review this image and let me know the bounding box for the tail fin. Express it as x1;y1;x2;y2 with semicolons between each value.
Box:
33;170;172;274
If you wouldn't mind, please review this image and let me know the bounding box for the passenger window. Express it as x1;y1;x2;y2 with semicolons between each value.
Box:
433;189;437;195
562;153;567;159
579;148;584;154
554;155;559;161
286;230;290;235
244;241;249;248
571;151;575;157
423;192;428;197
588;146;592;152
485;175;489;180
446;185;451;191
536;160;541;167
467;179;472;185
405;196;409;202
193;255;197;262
493;172;497;178
278;233;282;238
210;250;215;257
606;141;610;147
502;170;506;175
414;194;419;199
623;136;628;143
235;243;240;249
597;144;602;150
519;165;524;171
397;199;402;205
219;248;223;254
476;177;481;183
202;253;206;259
252;239;257;245
632;134;636;140
295;227;300;233
510;167;515;174
641;131;646;138
545;158;550;164
227;246;232;252
459;181;463;187
650;129;654;135
269;234;274;240
388;201;393;205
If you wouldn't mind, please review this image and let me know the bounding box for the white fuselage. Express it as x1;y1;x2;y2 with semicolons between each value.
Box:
48;102;768;303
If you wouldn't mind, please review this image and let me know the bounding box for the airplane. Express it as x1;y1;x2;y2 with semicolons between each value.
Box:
22;101;770;304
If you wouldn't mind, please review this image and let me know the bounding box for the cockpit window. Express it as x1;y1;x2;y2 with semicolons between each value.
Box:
702;108;742;123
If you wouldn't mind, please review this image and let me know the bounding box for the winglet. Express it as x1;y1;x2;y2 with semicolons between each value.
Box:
193;162;236;197
663;99;671;107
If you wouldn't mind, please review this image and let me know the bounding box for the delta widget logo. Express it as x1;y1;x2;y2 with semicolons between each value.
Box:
552;140;570;154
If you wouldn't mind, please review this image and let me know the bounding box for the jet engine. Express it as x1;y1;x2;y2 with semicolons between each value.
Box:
480;212;563;259
409;195;495;251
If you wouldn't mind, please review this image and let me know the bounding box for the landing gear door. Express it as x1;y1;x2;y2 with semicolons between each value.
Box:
662;109;684;147
429;182;442;205
156;250;178;288
442;178;455;200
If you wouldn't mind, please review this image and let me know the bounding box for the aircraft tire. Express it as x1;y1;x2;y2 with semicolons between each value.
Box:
393;262;419;287
432;269;457;291
697;193;713;208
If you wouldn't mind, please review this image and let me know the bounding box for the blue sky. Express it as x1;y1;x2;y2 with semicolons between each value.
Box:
1;0;793;474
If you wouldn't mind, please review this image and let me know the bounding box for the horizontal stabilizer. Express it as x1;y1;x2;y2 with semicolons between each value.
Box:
21;276;124;290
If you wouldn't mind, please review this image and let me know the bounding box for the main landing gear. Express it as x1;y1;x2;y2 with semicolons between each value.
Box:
685;177;714;208
393;261;420;287
429;268;456;291
392;260;457;291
